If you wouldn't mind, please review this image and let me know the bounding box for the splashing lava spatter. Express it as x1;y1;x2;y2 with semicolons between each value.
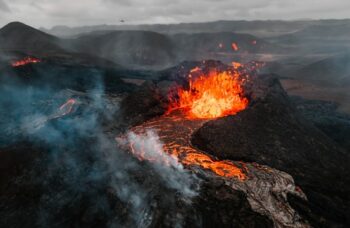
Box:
168;67;248;119
120;64;310;227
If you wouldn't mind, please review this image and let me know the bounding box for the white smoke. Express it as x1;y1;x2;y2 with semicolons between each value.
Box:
121;129;200;199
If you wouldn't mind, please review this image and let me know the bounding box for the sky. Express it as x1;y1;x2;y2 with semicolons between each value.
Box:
0;0;350;28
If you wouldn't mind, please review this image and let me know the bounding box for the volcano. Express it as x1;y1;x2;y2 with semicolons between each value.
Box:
118;60;350;227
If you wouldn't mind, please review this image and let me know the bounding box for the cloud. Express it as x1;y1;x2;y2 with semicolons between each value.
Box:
0;0;350;28
0;0;10;12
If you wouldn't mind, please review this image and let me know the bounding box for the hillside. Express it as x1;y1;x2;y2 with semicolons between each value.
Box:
0;22;65;54
73;30;176;68
293;53;350;85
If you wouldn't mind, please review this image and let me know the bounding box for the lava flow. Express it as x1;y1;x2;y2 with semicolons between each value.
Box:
11;57;41;67
168;67;248;119
121;63;309;227
120;65;250;179
128;111;246;180
129;65;251;178
58;98;76;116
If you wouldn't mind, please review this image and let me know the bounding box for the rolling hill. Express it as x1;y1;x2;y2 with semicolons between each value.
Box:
0;22;65;54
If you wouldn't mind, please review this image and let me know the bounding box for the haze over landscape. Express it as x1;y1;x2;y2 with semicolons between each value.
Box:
1;1;350;228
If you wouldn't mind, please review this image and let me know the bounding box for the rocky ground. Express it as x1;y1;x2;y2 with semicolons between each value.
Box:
191;74;350;227
0;60;349;227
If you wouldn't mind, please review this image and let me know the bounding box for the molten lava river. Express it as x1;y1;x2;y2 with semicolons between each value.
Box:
121;65;310;228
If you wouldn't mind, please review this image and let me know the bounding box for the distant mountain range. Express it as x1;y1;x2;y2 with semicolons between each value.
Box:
0;21;275;69
40;19;350;38
2;20;350;85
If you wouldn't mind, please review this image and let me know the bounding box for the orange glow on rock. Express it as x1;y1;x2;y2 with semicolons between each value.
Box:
59;98;76;116
232;62;242;69
231;42;239;51
11;57;41;67
124;112;247;181
182;153;246;180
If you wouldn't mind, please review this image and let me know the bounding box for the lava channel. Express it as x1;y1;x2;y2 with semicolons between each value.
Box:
120;65;310;227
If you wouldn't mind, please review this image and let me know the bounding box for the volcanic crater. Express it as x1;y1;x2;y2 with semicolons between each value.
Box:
118;60;350;227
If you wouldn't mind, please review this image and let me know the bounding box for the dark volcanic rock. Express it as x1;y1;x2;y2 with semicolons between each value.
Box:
192;74;350;227
119;81;168;128
291;96;350;151
0;22;64;54
193;179;273;228
0;142;273;228
0;61;139;93
130;172;274;228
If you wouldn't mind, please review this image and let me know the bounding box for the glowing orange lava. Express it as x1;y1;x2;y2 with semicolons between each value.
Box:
125;112;247;181
232;62;242;69
231;42;239;51
182;153;246;180
11;57;41;67
59;98;76;116
169;68;248;119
